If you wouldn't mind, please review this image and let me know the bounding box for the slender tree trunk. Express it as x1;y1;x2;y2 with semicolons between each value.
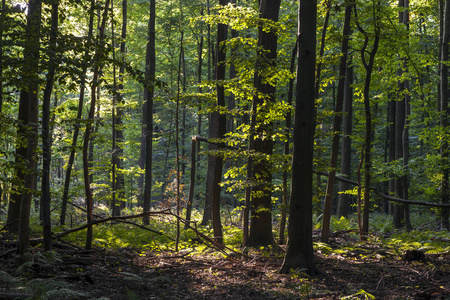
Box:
354;3;380;239
337;58;353;217
394;0;411;230
175;27;183;251
59;0;95;225
83;0;110;250
388;96;396;215
321;1;352;243
41;0;59;251
143;0;156;225
112;0;127;216
278;41;297;245
280;0;318;274
0;0;4;133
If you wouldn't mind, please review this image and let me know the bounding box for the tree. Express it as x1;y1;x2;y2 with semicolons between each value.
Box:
247;0;281;247
320;0;352;243
393;0;411;230
280;0;318;274
18;0;42;255
111;0;127;216
59;0;95;225
41;0;59;251
203;0;228;243
143;0;156;225
336;58;353;217
83;0;110;249
354;1;380;239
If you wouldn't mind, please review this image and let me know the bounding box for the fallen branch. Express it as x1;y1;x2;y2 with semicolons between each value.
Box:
316;171;450;208
54;209;172;239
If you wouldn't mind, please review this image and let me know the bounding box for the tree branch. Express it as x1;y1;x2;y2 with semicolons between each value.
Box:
316;171;450;208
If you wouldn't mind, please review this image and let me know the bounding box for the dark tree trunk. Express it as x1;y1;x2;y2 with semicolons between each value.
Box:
354;3;380;239
388;97;396;215
247;0;281;247
321;1;352;243
18;0;42;255
202;0;228;244
41;0;59;251
280;0;318;274
83;0;110;250
394;0;411;230
112;0;127;216
278;41;297;245
143;0;155;225
337;58;353;217
440;0;450;229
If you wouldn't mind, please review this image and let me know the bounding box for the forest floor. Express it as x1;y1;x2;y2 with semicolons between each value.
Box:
0;231;449;300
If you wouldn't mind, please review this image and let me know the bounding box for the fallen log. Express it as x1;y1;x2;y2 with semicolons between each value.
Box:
316;171;450;208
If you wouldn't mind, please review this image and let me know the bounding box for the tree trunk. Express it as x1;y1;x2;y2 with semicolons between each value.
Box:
143;0;156;225
18;0;42;255
247;0;281;247
59;0;95;225
321;1;352;243
41;0;59;251
112;0;127;216
337;58;353;217
280;0;318;274
202;0;228;243
394;0;411;230
354;3;380;239
83;0;110;250
278;41;297;245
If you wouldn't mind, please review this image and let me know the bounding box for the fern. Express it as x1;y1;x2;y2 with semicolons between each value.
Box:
118;271;144;284
43;288;87;300
0;270;20;286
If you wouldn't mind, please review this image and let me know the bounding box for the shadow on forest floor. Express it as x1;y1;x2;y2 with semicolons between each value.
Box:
0;232;449;299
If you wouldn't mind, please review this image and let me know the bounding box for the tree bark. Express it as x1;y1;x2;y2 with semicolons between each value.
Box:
18;0;42;255
59;0;95;225
83;0;110;250
337;58;353;217
202;0;228;244
112;0;127;216
143;0;156;225
247;0;281;247
280;0;319;274
41;0;59;251
354;2;380;239
278;41;297;245
321;0;352;243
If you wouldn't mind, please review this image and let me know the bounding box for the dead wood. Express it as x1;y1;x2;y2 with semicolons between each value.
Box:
317;171;450;208
53;209;172;239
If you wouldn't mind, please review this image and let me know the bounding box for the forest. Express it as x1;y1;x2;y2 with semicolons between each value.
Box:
0;0;449;298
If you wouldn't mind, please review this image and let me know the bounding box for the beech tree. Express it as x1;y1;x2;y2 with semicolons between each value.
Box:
143;0;156;226
247;0;281;247
280;0;318;274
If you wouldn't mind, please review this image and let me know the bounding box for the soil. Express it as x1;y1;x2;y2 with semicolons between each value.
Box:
0;234;449;300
